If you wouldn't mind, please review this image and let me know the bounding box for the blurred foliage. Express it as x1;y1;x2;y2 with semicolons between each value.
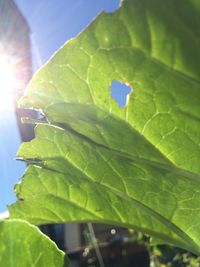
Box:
129;229;200;267
150;245;200;267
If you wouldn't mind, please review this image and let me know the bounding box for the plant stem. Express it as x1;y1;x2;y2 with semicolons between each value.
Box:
87;223;105;267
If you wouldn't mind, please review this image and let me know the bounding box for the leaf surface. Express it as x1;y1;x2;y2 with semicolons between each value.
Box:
0;219;65;267
10;0;200;254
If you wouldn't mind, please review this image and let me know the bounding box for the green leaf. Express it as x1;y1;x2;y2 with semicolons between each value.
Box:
10;0;200;254
0;219;66;266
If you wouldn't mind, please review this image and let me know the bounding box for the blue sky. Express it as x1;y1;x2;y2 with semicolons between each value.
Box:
0;0;121;212
16;0;120;67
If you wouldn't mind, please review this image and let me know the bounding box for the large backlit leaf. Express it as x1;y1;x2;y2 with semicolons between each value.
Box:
0;219;66;266
10;0;200;254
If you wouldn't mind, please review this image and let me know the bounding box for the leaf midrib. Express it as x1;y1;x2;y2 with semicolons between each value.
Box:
37;120;200;181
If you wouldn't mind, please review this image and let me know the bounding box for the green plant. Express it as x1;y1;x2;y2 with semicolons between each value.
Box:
1;0;200;265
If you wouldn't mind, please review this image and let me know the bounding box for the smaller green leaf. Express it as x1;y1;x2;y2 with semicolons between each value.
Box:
0;219;66;267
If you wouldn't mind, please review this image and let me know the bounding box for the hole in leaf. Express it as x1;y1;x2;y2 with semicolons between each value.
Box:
103;0;121;13
110;80;132;107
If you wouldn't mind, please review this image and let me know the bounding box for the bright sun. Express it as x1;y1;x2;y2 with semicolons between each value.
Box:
0;57;16;110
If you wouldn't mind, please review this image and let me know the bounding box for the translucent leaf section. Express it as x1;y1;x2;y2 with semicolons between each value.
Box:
0;220;66;267
10;0;200;255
